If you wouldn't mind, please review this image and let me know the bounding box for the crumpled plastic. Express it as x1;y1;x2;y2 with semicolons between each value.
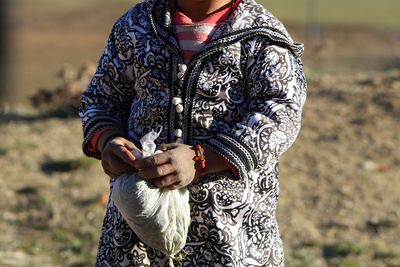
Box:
111;129;191;264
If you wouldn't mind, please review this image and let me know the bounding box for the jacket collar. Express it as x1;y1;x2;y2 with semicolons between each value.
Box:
146;0;304;58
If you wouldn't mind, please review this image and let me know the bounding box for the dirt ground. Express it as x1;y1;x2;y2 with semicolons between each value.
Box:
0;2;399;267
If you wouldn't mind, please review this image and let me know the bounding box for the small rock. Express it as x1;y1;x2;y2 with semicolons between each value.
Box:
362;160;378;171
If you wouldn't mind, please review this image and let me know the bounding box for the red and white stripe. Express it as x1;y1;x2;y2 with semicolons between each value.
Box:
173;0;241;63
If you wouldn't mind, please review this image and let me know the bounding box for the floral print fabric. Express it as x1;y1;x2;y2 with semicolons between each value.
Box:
79;0;307;266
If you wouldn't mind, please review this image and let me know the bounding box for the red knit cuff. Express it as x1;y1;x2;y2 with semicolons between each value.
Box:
224;159;239;177
88;128;117;153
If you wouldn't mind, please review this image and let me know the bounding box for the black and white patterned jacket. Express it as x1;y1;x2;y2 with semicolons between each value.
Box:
80;0;307;266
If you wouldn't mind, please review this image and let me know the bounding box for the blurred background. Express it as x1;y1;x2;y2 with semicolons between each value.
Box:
0;0;399;266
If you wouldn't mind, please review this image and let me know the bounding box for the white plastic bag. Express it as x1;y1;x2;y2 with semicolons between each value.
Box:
111;129;191;263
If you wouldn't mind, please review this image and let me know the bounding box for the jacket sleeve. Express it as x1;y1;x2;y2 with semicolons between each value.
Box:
79;18;135;159
205;45;307;178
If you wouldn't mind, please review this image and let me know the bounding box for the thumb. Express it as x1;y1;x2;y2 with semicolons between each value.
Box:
160;143;178;151
123;139;140;151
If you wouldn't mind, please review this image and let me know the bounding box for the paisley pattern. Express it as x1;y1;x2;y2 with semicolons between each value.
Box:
79;0;307;266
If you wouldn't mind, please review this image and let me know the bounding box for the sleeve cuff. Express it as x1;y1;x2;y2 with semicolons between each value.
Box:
88;128;119;153
223;158;239;177
82;113;126;159
204;133;258;179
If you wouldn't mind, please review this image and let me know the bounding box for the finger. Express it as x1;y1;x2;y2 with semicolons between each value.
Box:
106;172;118;180
153;178;163;188
138;163;175;179
133;152;170;170
112;145;137;166
102;158;130;178
103;167;119;180
160;143;179;151
102;160;120;177
108;157;136;173
123;139;139;152
153;175;178;188
166;183;181;191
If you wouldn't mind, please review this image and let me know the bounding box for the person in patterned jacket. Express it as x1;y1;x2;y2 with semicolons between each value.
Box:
79;0;307;266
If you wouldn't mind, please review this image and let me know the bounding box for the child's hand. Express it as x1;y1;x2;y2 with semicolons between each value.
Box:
133;143;198;190
100;136;140;179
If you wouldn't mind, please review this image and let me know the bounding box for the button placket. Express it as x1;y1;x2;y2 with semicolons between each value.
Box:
173;64;187;144
177;64;187;79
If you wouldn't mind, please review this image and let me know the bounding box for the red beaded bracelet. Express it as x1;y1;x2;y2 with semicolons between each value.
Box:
193;144;206;176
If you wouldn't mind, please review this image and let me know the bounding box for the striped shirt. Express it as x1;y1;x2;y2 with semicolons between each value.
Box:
173;1;241;63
